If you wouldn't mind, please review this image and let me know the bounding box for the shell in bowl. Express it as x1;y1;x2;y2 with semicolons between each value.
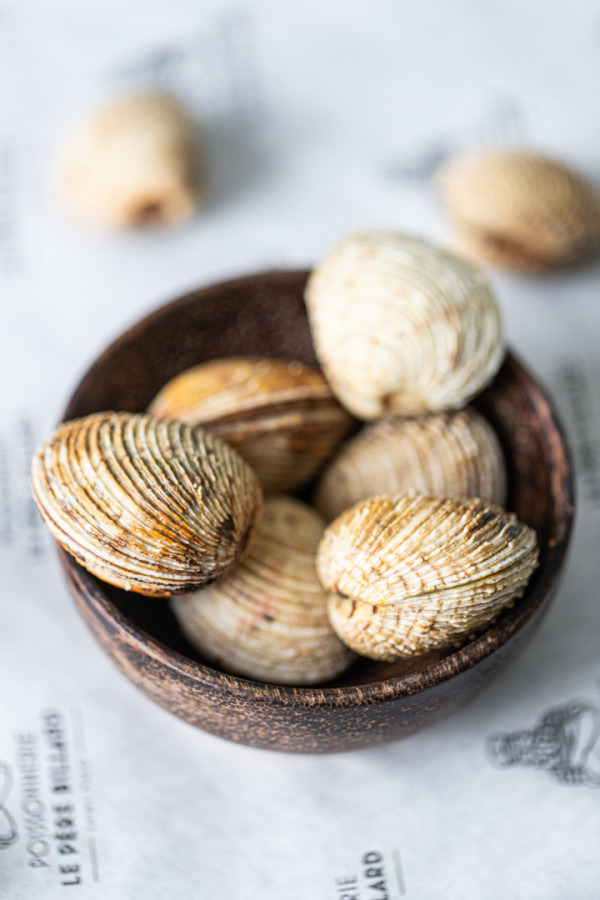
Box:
147;357;354;492
32;412;262;596
320;494;538;660
314;407;506;522
57;270;574;753
172;495;355;685
304;232;504;419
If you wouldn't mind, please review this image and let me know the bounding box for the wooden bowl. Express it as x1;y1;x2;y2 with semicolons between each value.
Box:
58;270;574;753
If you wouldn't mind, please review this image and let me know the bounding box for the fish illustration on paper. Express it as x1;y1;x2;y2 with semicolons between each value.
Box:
487;699;600;787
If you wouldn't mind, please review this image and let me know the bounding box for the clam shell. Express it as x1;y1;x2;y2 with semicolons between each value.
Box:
438;150;600;270
171;495;355;685
318;494;538;659
305;232;504;420
315;408;506;521
56;91;201;229
148;357;354;493
31;412;262;596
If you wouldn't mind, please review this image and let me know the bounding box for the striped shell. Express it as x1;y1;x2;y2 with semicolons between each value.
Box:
438;150;600;270
314;408;506;521
305;232;504;420
57;91;201;229
317;494;538;660
31;412;262;596
171;495;355;685
148;357;354;493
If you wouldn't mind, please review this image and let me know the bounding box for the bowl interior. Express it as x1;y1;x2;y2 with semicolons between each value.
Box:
62;269;574;690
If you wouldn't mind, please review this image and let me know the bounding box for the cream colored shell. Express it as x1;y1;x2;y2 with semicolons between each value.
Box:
56;91;201;228
314;407;506;521
31;412;262;596
318;494;538;660
148;357;354;493
438;149;600;270
171;495;355;685
305;232;504;420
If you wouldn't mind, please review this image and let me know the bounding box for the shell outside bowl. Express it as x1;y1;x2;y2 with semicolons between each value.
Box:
58;270;574;754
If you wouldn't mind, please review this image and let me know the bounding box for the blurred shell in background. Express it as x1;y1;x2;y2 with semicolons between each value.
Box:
437;149;600;270
305;232;504;420
318;493;539;660
148;357;355;493
171;495;356;685
56;91;201;228
314;407;507;521
31;413;262;596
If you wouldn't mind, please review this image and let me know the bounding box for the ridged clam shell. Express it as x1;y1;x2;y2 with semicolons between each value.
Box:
318;494;538;660
31;412;262;596
171;495;355;685
57;91;200;229
305;232;504;420
438;150;600;270
315;408;506;521
148;357;354;493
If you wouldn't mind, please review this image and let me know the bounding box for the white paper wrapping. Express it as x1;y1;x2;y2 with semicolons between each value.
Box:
1;1;599;897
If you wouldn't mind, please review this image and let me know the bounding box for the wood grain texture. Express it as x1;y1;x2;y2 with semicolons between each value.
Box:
59;269;574;753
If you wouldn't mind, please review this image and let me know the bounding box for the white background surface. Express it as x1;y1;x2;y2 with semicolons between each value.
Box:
1;1;599;897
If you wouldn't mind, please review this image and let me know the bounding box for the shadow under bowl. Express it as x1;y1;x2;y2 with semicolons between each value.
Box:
58;269;574;753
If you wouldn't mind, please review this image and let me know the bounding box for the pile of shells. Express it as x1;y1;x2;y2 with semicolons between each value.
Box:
32;229;540;685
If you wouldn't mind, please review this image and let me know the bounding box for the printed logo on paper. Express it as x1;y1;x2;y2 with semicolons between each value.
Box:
0;762;18;849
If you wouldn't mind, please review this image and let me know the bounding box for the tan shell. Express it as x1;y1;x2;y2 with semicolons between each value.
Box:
314;408;506;521
171;495;355;685
148;358;354;493
56;91;201;228
317;494;538;660
31;412;262;596
438;149;600;270
305;232;504;420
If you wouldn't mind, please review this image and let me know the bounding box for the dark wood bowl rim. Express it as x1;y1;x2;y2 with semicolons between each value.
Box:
60;269;575;711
